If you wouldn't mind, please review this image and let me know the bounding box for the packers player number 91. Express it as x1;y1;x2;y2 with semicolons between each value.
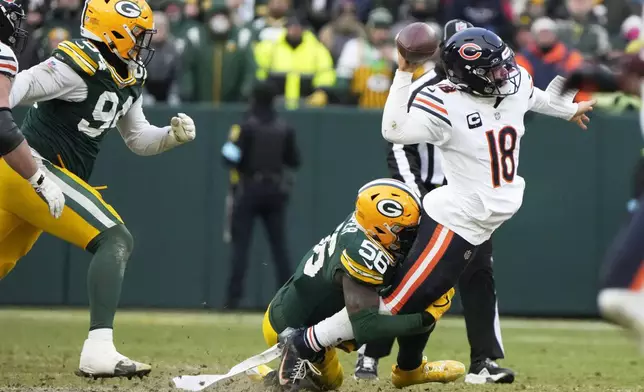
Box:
0;0;195;380
262;179;464;391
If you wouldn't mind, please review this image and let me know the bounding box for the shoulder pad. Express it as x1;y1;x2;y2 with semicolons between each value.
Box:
340;238;393;286
53;40;99;76
0;42;18;77
410;85;453;127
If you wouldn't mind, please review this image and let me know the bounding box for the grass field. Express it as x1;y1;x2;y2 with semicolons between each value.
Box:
0;309;643;392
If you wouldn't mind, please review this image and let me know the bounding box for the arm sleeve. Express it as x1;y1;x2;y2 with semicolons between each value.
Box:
116;96;180;156
382;70;451;145
528;86;578;120
9;57;87;108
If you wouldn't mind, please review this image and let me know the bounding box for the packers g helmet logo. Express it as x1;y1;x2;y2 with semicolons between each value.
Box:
115;0;142;18
376;199;404;218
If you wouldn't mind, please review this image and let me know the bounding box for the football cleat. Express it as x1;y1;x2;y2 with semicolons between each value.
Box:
464;358;515;384
353;353;379;380
277;328;323;391
76;339;151;379
391;357;465;388
598;289;644;355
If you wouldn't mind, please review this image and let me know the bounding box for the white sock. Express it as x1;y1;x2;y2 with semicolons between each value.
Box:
88;328;113;342
309;308;355;349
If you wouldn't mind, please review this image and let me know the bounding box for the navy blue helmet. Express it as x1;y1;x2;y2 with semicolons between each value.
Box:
440;27;520;96
0;0;26;53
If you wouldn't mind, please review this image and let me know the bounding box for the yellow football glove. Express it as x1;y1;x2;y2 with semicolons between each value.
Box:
424;287;455;322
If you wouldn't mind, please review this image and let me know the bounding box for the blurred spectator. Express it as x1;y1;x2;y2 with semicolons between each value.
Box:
318;0;367;62
22;0;81;68
516;17;585;91
615;14;642;51
24;0;48;32
515;12;535;50
603;0;639;36
301;0;337;32
242;0;290;43
556;0;611;59
253;15;335;109
160;0;202;44
391;0;441;37
335;7;395;108
144;12;182;106
180;0;254;103
521;0;547;20
185;0;201;19
445;0;515;42
593;37;641;114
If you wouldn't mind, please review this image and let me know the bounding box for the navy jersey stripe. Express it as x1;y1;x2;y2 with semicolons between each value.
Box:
411;103;452;127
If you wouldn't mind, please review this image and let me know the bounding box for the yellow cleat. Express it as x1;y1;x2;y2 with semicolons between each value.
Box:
391;358;466;389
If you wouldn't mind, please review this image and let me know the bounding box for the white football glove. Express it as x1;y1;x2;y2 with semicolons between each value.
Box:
170;113;196;143
29;169;65;219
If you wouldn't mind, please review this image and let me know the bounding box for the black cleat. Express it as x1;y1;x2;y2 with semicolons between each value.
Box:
353;353;379;380
464;358;515;384
277;328;323;391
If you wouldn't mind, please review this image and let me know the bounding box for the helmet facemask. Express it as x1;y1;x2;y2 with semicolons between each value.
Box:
471;53;521;96
0;4;27;53
106;24;156;68
387;224;418;264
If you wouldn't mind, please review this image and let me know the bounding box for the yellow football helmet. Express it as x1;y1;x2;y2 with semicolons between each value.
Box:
80;0;156;66
355;179;422;256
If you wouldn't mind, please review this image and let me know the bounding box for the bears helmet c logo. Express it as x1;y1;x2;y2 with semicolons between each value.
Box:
458;43;482;61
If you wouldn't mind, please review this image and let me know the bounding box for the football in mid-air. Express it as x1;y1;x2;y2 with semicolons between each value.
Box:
396;22;439;64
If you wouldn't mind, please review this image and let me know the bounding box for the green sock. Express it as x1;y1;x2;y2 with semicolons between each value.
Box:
85;225;133;330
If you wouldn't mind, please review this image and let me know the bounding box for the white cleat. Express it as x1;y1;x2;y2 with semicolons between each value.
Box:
76;339;151;379
598;288;644;354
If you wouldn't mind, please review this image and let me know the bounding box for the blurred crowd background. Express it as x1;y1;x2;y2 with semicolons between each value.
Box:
18;0;644;111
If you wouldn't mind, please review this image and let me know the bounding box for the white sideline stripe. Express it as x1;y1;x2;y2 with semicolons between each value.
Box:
384;225;451;312
42;166;116;229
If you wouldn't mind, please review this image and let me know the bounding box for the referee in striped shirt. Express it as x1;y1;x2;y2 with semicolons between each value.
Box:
353;19;516;385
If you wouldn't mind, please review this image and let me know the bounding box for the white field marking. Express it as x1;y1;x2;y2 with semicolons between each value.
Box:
0;309;620;331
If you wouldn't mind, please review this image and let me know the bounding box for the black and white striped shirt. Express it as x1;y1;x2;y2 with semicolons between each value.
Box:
386;69;446;197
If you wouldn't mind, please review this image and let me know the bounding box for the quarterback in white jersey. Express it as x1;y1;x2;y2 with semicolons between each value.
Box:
383;27;593;246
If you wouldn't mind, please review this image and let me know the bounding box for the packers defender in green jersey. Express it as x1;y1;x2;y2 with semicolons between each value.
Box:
261;179;463;390
0;0;195;380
